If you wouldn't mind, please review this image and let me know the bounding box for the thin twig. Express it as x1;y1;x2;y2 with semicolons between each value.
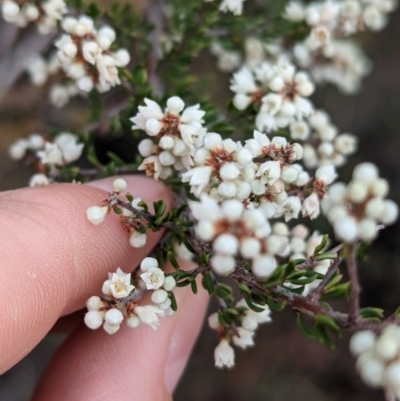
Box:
308;257;342;302
347;243;361;325
296;243;344;270
384;388;396;401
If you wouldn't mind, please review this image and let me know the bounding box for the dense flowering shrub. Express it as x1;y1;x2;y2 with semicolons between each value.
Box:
2;0;400;399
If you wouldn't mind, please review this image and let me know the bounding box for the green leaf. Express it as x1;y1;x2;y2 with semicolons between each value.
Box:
289;273;318;285
316;252;337;261
267;297;286;312
296;314;315;339
315;324;336;350
114;208;123;215
218;312;230;328
137;201;148;212
126;193;133;202
238;283;251;295
313;234;329;255
201;272;215;295
322;282;351;300
244;297;264;313
190;279;198;294
360;307;384;320
169;291;177;311
315;314;340;336
167;251;180;271
215;284;233;300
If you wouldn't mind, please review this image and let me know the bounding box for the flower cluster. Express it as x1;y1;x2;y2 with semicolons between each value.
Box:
183;130;304;203
87;179;150;249
55;15;130;93
209;299;272;368
231;60;315;132
84;259;176;334
350;326;400;398
293;109;358;169
1;0;66;34
283;0;397;93
322;162;398;243
26;55;81;108
9;132;84;186
132;97;206;180
190;194;277;278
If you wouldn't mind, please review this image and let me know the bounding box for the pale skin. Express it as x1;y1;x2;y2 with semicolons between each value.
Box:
0;175;209;401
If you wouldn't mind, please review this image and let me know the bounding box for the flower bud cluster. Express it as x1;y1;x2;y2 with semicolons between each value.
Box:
183;130;304;203
55;15;130;93
26;55;81;108
283;0;396;93
1;0;66;34
9;132;84;186
350;325;400;397
322;162;398;243
131;97;206;180
230;59;315;132
209;299;272;368
291;110;358;168
84;260;176;334
190;194;278;278
87;179;150;249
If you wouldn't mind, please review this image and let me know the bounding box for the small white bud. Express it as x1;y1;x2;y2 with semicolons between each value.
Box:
369;178;389;197
163;276;176;291
242;314;258;331
167;96;185;114
380;200;399;225
240;237;261;259
220;163;240;181
221;199;244;221
359;358;384;388
159;151;176;166
140;257;159;271
333;217;358;243
84;310;104;330
113;49;130;67
113;178;128;193
103;322;120;334
384;362;400;390
233;94;251;110
86;296;105;311
347;181;368;203
127;315;141;328
145;118;162;136
105;309;124;326
77;76;94;92
159;136;175;150
204;132;223;150
218;181;237;198
353;163;379;184
87;206;108;225
129;231;147;248
24;4;39;21
252;254;277;278
211;254;236;275
151;289;169;304
349;330;376;356
2;1;20;19
213;234;239;255
195;220;215;241
138;139;156;157
208;312;219;329
281;165;298;183
357;219;377;241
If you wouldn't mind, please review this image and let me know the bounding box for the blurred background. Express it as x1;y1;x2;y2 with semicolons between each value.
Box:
1;2;400;401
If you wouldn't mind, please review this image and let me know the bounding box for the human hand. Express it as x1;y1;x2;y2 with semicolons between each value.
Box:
0;176;208;401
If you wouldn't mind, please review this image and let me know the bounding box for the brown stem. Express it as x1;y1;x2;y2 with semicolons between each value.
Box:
308;257;342;303
347;243;361;325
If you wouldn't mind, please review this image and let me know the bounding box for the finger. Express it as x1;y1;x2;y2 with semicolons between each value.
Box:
0;175;172;373
33;261;209;401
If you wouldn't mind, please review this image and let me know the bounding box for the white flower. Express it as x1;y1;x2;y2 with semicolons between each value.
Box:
135;305;165;330
302;192;320;219
37;142;63;165
284;1;305;21
140;267;165;290
29;174;50;187
109;268;135;299
218;0;246;15
281;196;302;221
181;166;213;197
232;327;255;349
87;206;108;225
214;339;235;368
